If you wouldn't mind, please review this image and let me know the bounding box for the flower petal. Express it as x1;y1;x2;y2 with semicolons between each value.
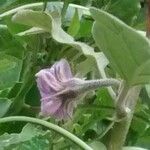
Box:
35;59;78;120
53;59;73;81
54;100;75;120
41;97;62;116
66;101;75;117
53;107;66;120
36;69;63;97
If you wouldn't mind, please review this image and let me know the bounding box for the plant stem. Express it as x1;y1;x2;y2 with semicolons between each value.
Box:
107;83;141;150
84;78;120;89
78;78;120;94
43;0;47;12
0;116;93;150
61;0;70;22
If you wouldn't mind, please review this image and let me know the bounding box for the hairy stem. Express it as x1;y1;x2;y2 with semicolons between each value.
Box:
107;84;141;150
83;78;120;89
0;116;93;150
78;78;120;94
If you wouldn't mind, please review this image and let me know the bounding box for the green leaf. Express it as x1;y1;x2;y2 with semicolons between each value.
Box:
136;136;150;150
133;3;146;30
0;89;10;98
90;8;150;86
95;88;114;107
7;82;22;99
17;27;45;36
67;9;80;36
76;17;93;38
107;0;140;24
25;84;40;106
0;25;24;59
0;54;22;90
4;15;30;35
12;9;52;32
0;98;12;117
0;123;51;150
89;141;107;150
12;11;104;76
0;0;41;14
131;117;147;136
49;12;109;80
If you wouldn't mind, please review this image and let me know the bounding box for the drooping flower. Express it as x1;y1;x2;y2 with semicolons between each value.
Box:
35;59;120;120
35;59;84;120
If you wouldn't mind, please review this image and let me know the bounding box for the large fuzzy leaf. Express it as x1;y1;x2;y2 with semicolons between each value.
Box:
90;8;150;86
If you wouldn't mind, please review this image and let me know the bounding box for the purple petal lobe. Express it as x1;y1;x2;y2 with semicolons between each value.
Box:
41;97;62;116
53;59;73;81
36;69;63;97
54;100;74;120
54;107;66;120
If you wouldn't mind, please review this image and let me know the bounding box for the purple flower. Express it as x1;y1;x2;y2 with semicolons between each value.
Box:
35;59;120;120
35;59;83;120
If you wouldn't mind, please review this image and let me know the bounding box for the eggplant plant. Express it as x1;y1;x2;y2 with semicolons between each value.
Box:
0;0;149;150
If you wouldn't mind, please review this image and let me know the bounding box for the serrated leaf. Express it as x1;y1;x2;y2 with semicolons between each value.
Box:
90;8;150;86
